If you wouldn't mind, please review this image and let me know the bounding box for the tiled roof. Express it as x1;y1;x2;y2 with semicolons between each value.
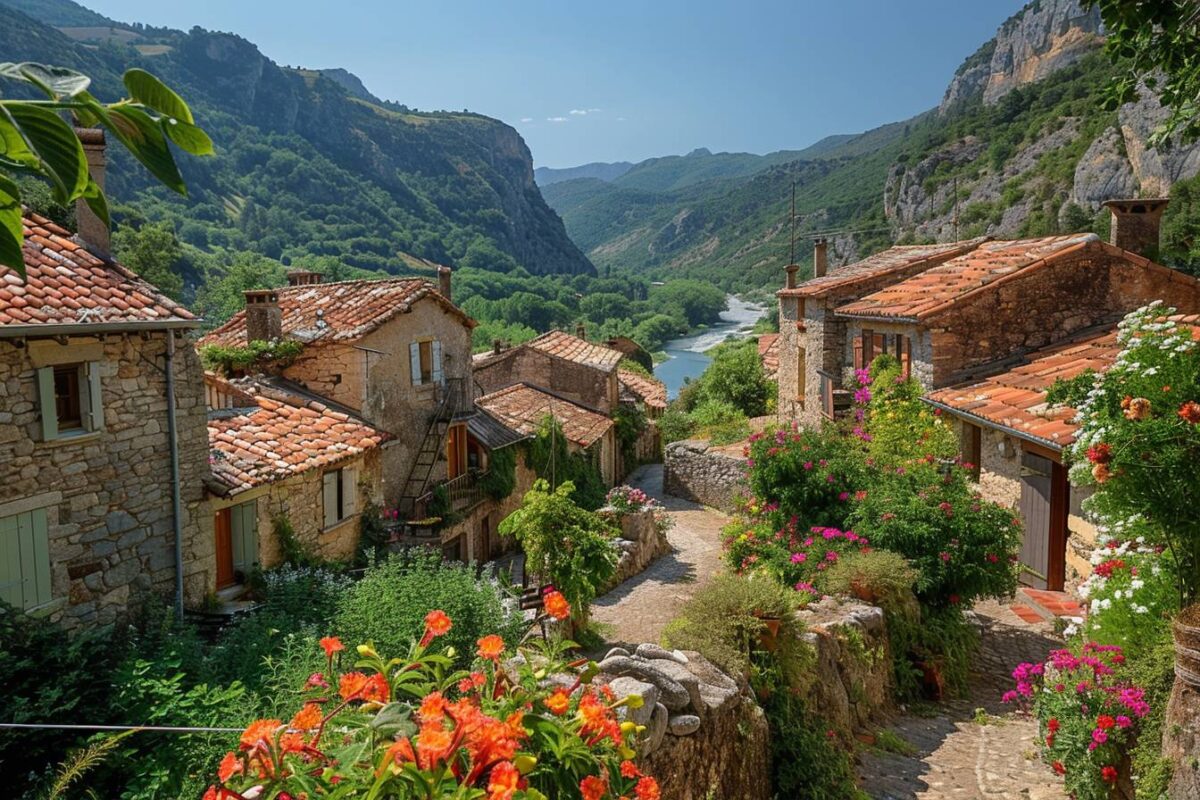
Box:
476;383;614;447
618;369;668;409
467;405;530;450
757;333;780;379
777;238;988;299
836;234;1099;320
200;277;473;347
926;316;1200;449
0;213;196;330
526;330;623;371
206;375;389;495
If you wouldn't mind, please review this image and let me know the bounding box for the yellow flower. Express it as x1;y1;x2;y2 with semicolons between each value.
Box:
356;643;378;658
514;754;538;774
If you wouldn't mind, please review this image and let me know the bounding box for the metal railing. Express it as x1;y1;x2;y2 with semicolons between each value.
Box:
413;469;490;518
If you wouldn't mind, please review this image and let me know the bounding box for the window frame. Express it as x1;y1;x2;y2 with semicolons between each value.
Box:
409;338;444;387
322;465;358;528
37;361;103;441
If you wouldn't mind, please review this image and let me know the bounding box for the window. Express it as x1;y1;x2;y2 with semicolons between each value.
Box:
409;339;443;386
0;508;52;610
36;362;103;440
323;466;358;528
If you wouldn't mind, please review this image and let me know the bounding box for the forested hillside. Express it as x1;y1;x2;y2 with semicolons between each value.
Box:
543;0;1200;294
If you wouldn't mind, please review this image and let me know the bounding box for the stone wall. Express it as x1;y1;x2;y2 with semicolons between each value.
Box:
0;331;211;629
663;439;748;512
475;346;618;415
597;508;671;592
596;644;772;800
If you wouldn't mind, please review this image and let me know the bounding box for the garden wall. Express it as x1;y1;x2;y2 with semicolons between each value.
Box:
663;439;748;512
597;508;671;592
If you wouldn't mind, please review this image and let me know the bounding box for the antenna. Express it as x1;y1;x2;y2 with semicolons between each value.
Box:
789;180;796;265
953;174;960;242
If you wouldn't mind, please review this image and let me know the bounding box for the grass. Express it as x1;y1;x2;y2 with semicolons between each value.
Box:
872;728;918;756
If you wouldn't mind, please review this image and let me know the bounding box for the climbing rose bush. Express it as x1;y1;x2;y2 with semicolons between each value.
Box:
1003;643;1149;800
604;485;656;515
202;606;660;800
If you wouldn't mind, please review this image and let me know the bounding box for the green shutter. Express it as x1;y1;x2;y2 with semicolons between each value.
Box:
231;500;258;575
3;510;51;609
28;509;50;608
341;467;357;518
0;513;21;607
323;471;339;527
35;367;58;441
84;362;104;432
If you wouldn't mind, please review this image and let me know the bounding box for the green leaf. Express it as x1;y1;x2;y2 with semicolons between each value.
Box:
163;118;213;155
105;105;187;195
2;103;87;202
0;173;26;278
0;62;91;98
0;112;39;169
367;702;416;739
123;68;194;124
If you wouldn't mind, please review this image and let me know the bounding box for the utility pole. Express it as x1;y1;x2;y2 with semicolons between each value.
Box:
953;174;960;242
789;179;796;265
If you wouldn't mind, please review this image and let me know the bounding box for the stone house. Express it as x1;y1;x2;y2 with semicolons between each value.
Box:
775;238;987;426
756;333;780;382
204;374;389;587
0;212;211;627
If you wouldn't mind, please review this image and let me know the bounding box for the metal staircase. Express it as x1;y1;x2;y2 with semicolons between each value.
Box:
397;379;461;516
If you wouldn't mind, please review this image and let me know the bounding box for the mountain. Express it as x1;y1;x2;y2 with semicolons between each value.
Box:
536;161;635;186
0;0;593;278
541;0;1200;293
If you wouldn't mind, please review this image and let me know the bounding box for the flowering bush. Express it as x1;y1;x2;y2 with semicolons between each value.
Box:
1004;643;1150;800
604;485;656;515
859;356;957;468
723;517;872;597
1067;303;1200;602
846;461;1021;608
203;606;661;800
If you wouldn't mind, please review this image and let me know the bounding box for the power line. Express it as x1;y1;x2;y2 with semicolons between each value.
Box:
0;723;243;734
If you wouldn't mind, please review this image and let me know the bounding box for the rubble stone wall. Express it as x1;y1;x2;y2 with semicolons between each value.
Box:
597;508;671;592
663;439;747;513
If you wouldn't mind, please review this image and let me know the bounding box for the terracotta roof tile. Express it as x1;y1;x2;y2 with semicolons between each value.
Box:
757;333;780;379
618;369;668;409
0;213;196;329
836;234;1100;320
476;383;614;447
777;238;988;299
200;277;473;347
926;317;1200;448
526;330;623;371
206;374;389;495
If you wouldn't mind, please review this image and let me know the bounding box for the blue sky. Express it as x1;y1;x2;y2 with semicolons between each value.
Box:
89;0;1026;168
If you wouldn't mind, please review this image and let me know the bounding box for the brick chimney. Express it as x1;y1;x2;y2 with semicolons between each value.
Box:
813;238;828;278
1103;198;1170;259
244;289;282;342
286;269;323;287
74;128;109;255
784;263;799;290
575;322;587;339
437;266;452;301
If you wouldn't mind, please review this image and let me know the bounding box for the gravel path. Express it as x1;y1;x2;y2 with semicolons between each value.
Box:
590;464;729;646
857;600;1069;799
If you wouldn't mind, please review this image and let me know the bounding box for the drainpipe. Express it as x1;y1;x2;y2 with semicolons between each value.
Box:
165;331;184;618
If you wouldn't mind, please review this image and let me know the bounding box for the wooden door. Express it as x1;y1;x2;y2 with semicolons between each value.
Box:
214;508;235;589
1018;450;1068;590
447;425;466;479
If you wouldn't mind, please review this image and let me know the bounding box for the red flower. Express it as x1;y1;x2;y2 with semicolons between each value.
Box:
1086;443;1113;464
1101;765;1119;783
635;776;662;800
1179;400;1200;424
544;590;571;621
487;761;522;800
1096;715;1116;730
218;751;242;782
318;636;344;658
477;634;505;662
1052;761;1065;775
422;609;452;643
620;760;641;778
1047;718;1060;733
580;774;608;800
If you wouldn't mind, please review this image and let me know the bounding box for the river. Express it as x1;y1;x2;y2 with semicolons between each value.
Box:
654;295;767;398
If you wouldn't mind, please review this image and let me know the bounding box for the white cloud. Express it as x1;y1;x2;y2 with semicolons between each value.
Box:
520;117;534;123
617;117;627;122
569;108;602;116
547;116;568;123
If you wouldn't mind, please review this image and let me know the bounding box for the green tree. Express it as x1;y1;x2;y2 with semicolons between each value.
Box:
1161;173;1200;275
649;280;727;327
696;338;774;417
0;62;211;275
579;291;631;325
194;251;287;323
112;220;185;300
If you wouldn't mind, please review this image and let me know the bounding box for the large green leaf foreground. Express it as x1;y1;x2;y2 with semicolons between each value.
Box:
0;62;212;277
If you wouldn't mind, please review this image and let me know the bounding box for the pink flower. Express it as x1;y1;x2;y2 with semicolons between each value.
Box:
790;552;807;564
1092;729;1108;745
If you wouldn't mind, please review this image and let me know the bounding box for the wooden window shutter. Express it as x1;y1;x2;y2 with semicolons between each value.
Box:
796;347;806;401
0;509;51;609
852;336;863;370
35;367;58;441
862;329;875;366
232;500;258;574
341;466;357;517
323;470;339;527
900;336;911;378
0;512;22;607
431;340;444;384
409;342;422;386
82;362;104;432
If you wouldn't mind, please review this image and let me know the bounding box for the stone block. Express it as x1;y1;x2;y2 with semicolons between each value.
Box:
105;510;137;535
608;676;658;727
667;713;701;736
596;655;691;711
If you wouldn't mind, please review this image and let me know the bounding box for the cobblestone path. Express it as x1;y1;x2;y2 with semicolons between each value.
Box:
857;600;1069;799
590;464;728;646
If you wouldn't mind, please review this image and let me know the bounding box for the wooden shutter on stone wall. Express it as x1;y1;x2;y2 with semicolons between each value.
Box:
852;337;863;370
231;500;258;575
0;508;50;609
431;340;443;385
862;329;875;366
35;367;58;441
82;362;104;431
899;336;911;378
341;466;357;518
323;470;339;527
409;342;422;386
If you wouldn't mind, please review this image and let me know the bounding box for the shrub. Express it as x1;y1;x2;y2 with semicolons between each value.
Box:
657;405;696;443
764;693;864;800
723;519;872;596
690;398;751;445
846;462;1021;608
199;340;304;375
860;357;957;468
498;479;619;620
888;604;978;701
604;484;657;515
527;417;607;510
335;549;523;666
817;549;920;615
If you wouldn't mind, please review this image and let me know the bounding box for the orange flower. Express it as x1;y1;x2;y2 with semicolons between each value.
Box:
1123;397;1151;420
280;731;307;753
1179;400;1200;424
477;634;505;661
425;609;452;637
361;673;390;703
488;760;522;800
458;671;487;692
544;590;571;621
620;760;640;779
418;691;448;724
239;719;281;751
386;736;416;765
218;751;242;782
203;787;219;800
338;671;370;701
290;702;323;731
319;636;344;658
1092;462;1113;484
416;722;455;770
544;688;571;715
580;774;608;800
635;776;661;800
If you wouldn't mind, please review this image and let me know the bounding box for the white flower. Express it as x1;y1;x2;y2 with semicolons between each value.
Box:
1133;604;1150;614
1131;579;1144;590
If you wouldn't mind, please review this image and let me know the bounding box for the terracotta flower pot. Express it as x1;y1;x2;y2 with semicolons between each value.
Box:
754;614;781;652
1173;603;1200;689
916;658;945;701
849;577;877;605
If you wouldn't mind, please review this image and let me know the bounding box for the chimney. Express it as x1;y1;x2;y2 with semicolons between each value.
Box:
784;263;799;290
1103;198;1170;259
286;269;323;287
575;322;587;339
813;239;828;278
437;266;452;301
493;338;504;355
74;128;109;255
244;289;282;342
